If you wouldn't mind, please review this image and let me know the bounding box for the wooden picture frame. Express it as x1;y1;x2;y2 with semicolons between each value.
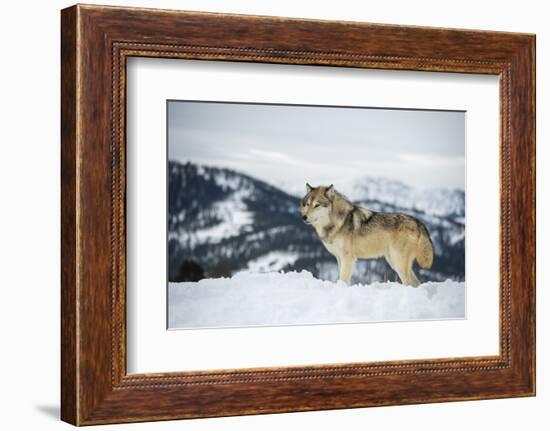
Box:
61;4;535;425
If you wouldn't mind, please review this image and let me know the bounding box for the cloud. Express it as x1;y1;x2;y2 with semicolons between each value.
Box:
397;153;465;168
248;149;295;163
168;101;465;190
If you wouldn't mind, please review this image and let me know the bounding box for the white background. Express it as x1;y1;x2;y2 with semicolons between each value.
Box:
127;59;499;373
0;0;546;430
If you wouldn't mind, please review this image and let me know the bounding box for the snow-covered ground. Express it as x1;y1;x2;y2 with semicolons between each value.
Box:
168;271;465;329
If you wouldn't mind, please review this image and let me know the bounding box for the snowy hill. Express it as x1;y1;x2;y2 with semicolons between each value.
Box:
168;161;465;283
169;271;465;329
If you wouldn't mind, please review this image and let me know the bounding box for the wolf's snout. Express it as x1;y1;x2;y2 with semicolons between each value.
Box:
302;215;308;221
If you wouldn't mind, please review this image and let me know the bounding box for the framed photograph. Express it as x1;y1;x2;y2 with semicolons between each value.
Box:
61;4;535;425
165;100;466;329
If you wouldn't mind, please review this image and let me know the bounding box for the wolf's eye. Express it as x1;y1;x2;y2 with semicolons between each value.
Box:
313;203;320;208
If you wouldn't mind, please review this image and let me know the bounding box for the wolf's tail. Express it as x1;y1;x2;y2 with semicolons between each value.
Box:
416;223;434;269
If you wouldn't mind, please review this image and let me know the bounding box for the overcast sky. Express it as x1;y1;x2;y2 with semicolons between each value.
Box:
168;101;465;191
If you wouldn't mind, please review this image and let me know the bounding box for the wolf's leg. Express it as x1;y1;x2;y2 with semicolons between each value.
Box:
403;252;421;287
406;267;421;287
386;250;410;286
336;255;342;274
338;257;355;284
394;267;410;286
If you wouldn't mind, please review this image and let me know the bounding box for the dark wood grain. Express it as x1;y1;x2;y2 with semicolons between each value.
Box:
60;5;77;425
60;4;535;425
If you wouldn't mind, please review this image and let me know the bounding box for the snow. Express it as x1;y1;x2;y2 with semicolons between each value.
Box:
243;226;292;242
212;169;247;190
177;188;254;246
168;270;465;329
449;230;466;245
247;251;300;272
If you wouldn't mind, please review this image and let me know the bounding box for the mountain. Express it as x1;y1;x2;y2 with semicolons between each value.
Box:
168;161;465;283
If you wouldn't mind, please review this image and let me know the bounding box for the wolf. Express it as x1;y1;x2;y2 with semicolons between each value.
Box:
301;183;434;287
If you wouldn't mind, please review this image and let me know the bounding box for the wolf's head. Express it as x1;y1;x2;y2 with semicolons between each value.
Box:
300;183;336;225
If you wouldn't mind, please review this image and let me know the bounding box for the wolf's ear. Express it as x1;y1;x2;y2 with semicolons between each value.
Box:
325;184;335;199
306;183;313;193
